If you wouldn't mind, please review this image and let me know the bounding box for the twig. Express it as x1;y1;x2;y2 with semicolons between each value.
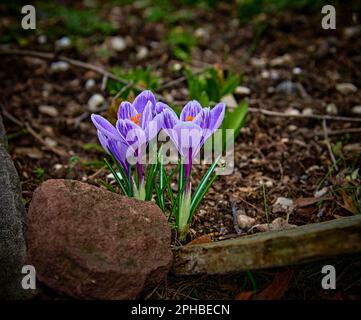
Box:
302;127;361;137
248;107;361;123
322;119;339;172
0;103;67;157
2;49;361;123
88;167;105;180
0;48;166;101
24;122;67;157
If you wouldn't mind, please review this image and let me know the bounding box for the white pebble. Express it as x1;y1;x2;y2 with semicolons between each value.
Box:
302;108;313;116
285;108;300;116
274;197;294;210
292;67;302;75
88;94;105;112
326;103;338;115
351;105;361;115
85;79;96;90
37;35;47;44
221;94;237;109
54;164;63;170
235;86;251;96
336;83;358;94
237;214;256;230
136;46;149;60
55;36;71;50
110;36;127;52
38;105;59;117
50;61;70;72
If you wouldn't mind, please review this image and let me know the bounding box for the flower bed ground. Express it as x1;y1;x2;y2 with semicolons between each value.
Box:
0;1;360;299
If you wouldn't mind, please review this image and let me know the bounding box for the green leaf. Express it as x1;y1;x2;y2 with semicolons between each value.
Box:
104;158;128;196
189;173;218;221
107;148;131;195
190;155;221;215
221;72;242;97
199;91;210;107
221;99;248;140
145;162;158;201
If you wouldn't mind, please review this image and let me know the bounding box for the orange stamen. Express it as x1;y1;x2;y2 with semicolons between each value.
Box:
130;113;141;126
186;115;194;121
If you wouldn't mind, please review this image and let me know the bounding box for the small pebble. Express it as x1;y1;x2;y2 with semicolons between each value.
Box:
235;86;251;96
85;79;96;90
44;137;57;148
336;83;358;94
54;164;63;170
37;35;47;44
273;197;294;211
292;67;302;75
55;36;71;50
107;172;123;182
326;103;338;115
275;80;298;95
270;54;292;66
136;46;149;60
50;61;70;73
302;108;313;116
88;94;105;112
221;94;237;109
38;105;59;117
250;57;267;68
172;63;182;71
236;214;256;230
110;36;127;52
351;105;361;115
314;187;329;198
285;108;300;116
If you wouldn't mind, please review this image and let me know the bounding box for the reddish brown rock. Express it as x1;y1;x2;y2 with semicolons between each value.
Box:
26;179;172;299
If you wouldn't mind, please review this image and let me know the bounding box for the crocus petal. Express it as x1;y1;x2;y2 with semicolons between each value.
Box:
107;139;129;174
117;101;137;120
163;108;179;129
155;102;173;114
146;112;164;141
91;114;120;140
140;100;153;129
210;102;225;133
180;100;202;121
193;107;211;129
97;130;109;153
172;122;203;158
116;118;139;144
133;90;156;115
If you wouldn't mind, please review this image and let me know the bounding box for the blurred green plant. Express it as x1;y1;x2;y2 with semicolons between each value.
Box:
186;67;242;105
237;0;328;22
34;167;45;180
106;66;160;98
167;27;197;61
37;3;116;38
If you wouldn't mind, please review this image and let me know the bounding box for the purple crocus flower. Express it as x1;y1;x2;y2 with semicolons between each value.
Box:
91;90;164;183
162;100;225;189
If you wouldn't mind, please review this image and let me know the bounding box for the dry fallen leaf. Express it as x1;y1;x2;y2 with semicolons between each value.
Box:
187;234;213;245
339;190;358;214
255;269;294;300
295;196;333;208
234;291;253;300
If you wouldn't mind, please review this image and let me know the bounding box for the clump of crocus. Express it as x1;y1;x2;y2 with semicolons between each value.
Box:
91;90;226;240
91;90;164;200
161;101;225;238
